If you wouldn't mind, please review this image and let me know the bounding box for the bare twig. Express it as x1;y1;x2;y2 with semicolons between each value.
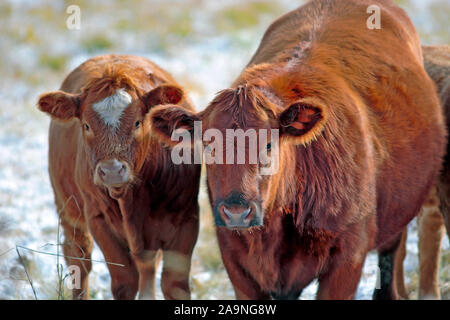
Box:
0;247;15;258
55;195;76;299
15;246;37;300
15;245;125;267
57;199;63;299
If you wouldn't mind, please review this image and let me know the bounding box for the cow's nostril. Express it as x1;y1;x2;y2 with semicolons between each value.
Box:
220;204;254;228
99;167;106;177
215;199;261;228
223;207;233;219
219;205;230;223
119;165;126;177
242;207;251;220
223;207;251;219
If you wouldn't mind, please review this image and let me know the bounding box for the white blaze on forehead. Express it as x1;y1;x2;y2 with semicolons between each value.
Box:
92;88;132;128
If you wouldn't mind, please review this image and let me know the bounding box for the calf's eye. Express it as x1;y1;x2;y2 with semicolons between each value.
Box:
84;123;90;131
135;121;141;129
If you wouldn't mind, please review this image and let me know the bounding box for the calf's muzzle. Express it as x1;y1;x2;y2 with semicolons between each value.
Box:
97;159;130;187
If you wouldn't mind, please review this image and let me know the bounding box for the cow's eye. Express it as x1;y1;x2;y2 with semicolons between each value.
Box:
135;121;141;129
266;143;271;151
84;123;90;131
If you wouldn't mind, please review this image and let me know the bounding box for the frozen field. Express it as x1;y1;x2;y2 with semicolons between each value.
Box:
0;0;448;299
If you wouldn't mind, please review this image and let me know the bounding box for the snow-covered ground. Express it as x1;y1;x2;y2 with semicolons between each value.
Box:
0;0;448;300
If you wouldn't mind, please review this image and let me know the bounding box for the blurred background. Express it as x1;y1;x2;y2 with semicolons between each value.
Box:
0;0;448;299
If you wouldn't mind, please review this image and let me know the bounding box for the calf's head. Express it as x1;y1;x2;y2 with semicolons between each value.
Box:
38;77;184;199
150;84;327;229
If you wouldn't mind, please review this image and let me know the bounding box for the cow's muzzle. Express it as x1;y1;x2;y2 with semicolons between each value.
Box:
215;195;262;228
95;159;130;198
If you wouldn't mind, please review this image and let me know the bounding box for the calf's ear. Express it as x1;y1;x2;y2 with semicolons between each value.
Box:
149;105;199;147
37;91;81;121
142;84;184;113
279;98;327;145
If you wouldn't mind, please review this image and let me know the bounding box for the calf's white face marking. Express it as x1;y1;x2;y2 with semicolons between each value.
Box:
92;88;132;129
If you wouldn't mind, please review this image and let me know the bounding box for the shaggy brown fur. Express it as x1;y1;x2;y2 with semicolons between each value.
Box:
37;55;201;300
395;45;450;300
150;1;446;299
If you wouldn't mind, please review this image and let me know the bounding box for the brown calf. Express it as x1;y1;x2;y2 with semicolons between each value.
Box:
149;0;446;300
395;44;450;300
37;55;201;299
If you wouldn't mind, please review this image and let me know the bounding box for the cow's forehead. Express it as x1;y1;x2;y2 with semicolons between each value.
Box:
92;88;132;128
205;107;270;131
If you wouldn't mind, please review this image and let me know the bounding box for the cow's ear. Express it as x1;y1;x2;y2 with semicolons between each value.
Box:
279;98;327;145
142;85;184;113
149;105;199;147
37;91;81;121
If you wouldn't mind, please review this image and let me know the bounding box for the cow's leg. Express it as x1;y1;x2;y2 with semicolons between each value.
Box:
437;164;450;239
220;250;271;300
373;233;404;300
225;259;271;300
160;250;193;300
134;250;162;300
316;252;366;300
393;229;408;299
61;220;93;300
161;215;198;300
88;214;139;300
417;188;445;300
217;233;271;300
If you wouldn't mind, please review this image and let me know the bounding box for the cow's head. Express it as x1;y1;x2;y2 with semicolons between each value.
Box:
38;74;184;199
150;80;328;229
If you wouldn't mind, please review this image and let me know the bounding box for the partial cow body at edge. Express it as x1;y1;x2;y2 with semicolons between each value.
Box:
395;44;450;300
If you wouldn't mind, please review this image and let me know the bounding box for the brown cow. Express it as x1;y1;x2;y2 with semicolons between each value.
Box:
37;55;201;299
395;44;450;300
149;0;446;300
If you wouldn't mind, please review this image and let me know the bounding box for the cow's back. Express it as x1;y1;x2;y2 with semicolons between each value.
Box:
247;0;422;67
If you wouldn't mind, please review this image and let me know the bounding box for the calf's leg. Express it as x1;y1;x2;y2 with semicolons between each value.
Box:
161;215;199;300
88;214;139;300
135;250;162;300
61;220;93;300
